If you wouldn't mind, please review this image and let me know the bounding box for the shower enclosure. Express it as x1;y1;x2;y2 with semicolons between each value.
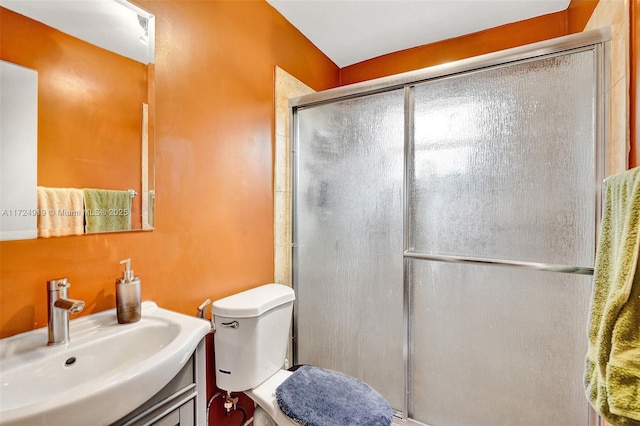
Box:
291;30;609;425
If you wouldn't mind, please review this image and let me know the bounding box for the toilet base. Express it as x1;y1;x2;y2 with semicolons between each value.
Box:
253;406;278;426
245;370;298;426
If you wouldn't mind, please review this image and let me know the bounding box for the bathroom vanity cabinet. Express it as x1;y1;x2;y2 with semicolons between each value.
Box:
111;342;206;426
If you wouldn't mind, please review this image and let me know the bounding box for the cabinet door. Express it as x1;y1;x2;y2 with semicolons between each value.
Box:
150;409;179;426
150;399;193;426
111;357;197;426
177;399;194;425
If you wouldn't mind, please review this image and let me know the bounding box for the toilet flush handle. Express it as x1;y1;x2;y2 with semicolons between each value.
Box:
221;321;239;329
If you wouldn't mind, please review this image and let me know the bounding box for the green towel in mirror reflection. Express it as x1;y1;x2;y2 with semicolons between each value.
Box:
83;189;131;233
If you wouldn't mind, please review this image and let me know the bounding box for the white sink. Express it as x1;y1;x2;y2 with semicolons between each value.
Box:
0;301;211;426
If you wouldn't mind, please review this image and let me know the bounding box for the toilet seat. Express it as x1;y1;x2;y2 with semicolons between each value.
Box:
275;365;393;426
246;367;393;426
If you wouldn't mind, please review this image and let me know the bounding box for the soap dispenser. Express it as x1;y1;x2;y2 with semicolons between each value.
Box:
116;258;141;324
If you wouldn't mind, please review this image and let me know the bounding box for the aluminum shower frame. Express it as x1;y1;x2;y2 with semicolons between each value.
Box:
289;28;610;425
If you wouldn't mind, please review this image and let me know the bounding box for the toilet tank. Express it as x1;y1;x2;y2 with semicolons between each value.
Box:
212;283;295;392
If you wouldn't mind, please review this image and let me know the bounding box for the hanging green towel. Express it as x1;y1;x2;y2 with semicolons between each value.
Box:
83;189;131;233
585;167;640;425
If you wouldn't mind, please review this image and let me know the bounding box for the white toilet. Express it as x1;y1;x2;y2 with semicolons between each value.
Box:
212;283;393;426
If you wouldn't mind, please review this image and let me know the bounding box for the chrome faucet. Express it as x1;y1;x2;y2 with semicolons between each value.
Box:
47;278;85;345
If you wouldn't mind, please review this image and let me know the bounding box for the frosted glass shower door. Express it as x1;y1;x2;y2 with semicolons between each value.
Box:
409;261;593;425
409;51;597;267
407;49;600;425
292;33;607;425
293;89;405;411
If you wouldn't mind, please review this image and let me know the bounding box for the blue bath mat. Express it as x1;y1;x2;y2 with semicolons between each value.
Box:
275;365;393;426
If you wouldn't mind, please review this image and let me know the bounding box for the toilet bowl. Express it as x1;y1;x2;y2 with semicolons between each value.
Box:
212;284;393;426
253;407;279;426
244;369;297;426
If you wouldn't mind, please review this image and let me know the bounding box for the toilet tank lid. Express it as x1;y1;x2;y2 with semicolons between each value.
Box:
212;283;295;318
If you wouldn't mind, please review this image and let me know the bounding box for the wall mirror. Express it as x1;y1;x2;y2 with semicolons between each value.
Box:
0;0;155;240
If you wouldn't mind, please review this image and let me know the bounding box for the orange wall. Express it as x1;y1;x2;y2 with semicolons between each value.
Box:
340;12;566;85
340;2;600;85
0;0;339;339
568;0;602;33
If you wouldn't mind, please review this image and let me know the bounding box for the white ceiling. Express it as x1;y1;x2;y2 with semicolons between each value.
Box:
266;0;571;68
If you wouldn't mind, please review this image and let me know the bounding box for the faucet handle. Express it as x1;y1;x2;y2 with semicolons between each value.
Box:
47;278;69;291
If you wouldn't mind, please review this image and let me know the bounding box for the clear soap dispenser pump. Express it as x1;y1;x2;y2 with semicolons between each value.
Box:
116;258;141;324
